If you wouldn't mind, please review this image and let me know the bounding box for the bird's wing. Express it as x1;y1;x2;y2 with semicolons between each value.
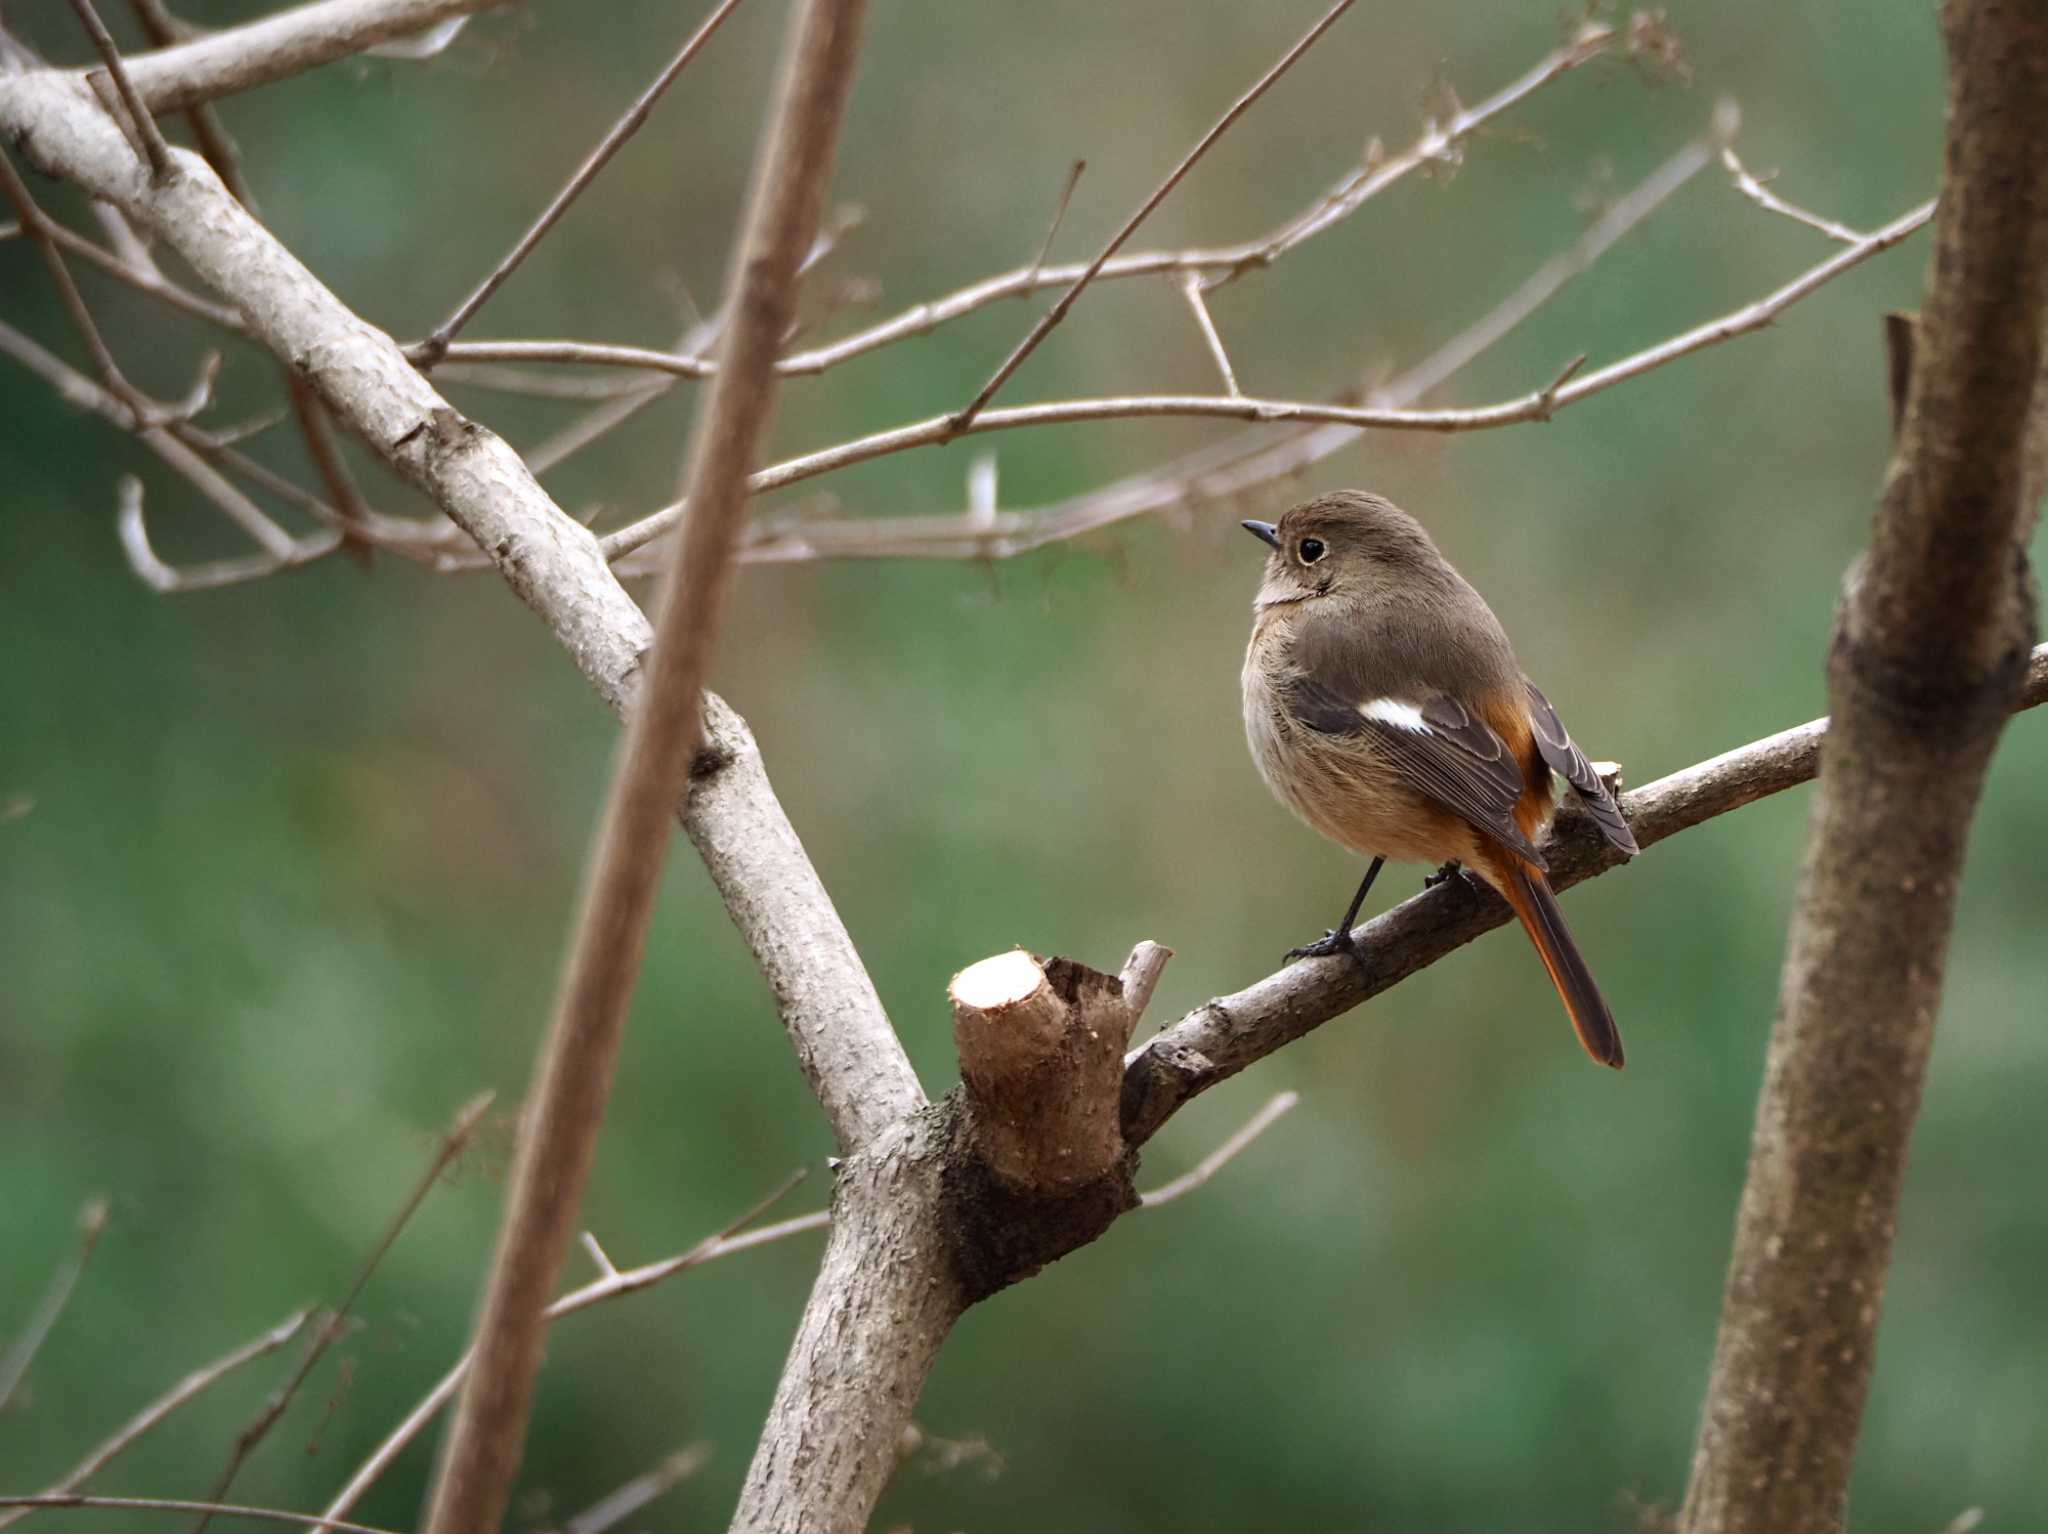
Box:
1285;673;1546;867
1523;680;1638;856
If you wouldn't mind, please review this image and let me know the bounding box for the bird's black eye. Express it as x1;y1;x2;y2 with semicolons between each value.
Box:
1298;537;1325;564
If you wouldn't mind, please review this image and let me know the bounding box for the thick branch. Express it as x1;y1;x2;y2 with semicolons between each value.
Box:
422;5;871;1531
119;0;506;113
1121;645;2048;1147
1679;4;2048;1529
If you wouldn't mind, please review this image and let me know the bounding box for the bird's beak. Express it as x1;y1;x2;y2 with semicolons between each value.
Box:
1241;519;1280;551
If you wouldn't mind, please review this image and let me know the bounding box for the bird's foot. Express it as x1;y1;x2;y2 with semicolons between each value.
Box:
1286;927;1359;962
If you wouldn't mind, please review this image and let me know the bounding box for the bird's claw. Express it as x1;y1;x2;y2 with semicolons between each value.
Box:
1286;927;1358;962
1424;860;1483;892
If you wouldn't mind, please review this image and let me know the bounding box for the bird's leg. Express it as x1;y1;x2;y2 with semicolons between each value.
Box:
1287;856;1384;960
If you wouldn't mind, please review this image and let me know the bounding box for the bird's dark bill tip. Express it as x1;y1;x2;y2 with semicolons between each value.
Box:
1242;519;1279;550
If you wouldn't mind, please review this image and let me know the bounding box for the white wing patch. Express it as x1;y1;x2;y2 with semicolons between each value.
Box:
1357;698;1431;733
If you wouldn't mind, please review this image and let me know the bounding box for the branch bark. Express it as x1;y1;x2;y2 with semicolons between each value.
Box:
120;0;507;112
421;4;871;1531
1678;4;2048;1528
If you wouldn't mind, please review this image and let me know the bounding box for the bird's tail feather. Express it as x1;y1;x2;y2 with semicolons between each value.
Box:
1497;860;1624;1070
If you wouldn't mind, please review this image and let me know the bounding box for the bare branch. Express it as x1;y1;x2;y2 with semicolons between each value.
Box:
117;476;340;592
0;1496;397;1534
949;0;1356;431
1721;141;1866;244
0;145;170;429
599;194;1932;565
0;1308;312;1534
1138;1091;1298;1209
313;1183;824;1534
0;1198;108;1413
1120;643;2048;1147
1680;3;2048;1524
116;0;508;114
411;0;751;363
191;1092;490;1534
421;8;875;1532
3;212;249;332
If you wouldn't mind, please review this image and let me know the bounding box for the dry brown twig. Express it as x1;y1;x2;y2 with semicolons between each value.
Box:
0;1496;397;1534
188;1092;492;1534
418;5;873;1532
0;1308;313;1534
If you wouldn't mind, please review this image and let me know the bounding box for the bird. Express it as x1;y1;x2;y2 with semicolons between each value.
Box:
1239;490;1639;1068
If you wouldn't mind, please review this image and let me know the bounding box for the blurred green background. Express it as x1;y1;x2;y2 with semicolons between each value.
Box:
4;3;2044;1530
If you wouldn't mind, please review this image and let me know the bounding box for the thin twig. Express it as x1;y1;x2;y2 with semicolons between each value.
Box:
950;0;1355;433
63;0;173;177
117;477;341;593
1138;1092;1298;1208
0;1308;312;1533
420;8;874;1531
410;0;751;363
0;1496;397;1534
1026;157;1085;284
1721;142;1865;244
191;1092;493;1534
0;147;168;429
598;194;1933;565
0;1199;109;1413
314;1176;819;1533
562;1444;712;1534
1179;272;1239;396
0;211;247;332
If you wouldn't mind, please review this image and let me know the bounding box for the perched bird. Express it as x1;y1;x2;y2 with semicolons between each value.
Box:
1240;490;1639;1068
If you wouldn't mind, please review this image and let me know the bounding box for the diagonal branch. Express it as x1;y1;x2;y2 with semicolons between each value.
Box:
419;8;875;1533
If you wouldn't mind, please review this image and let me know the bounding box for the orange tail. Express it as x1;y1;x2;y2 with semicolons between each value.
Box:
1496;860;1624;1070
